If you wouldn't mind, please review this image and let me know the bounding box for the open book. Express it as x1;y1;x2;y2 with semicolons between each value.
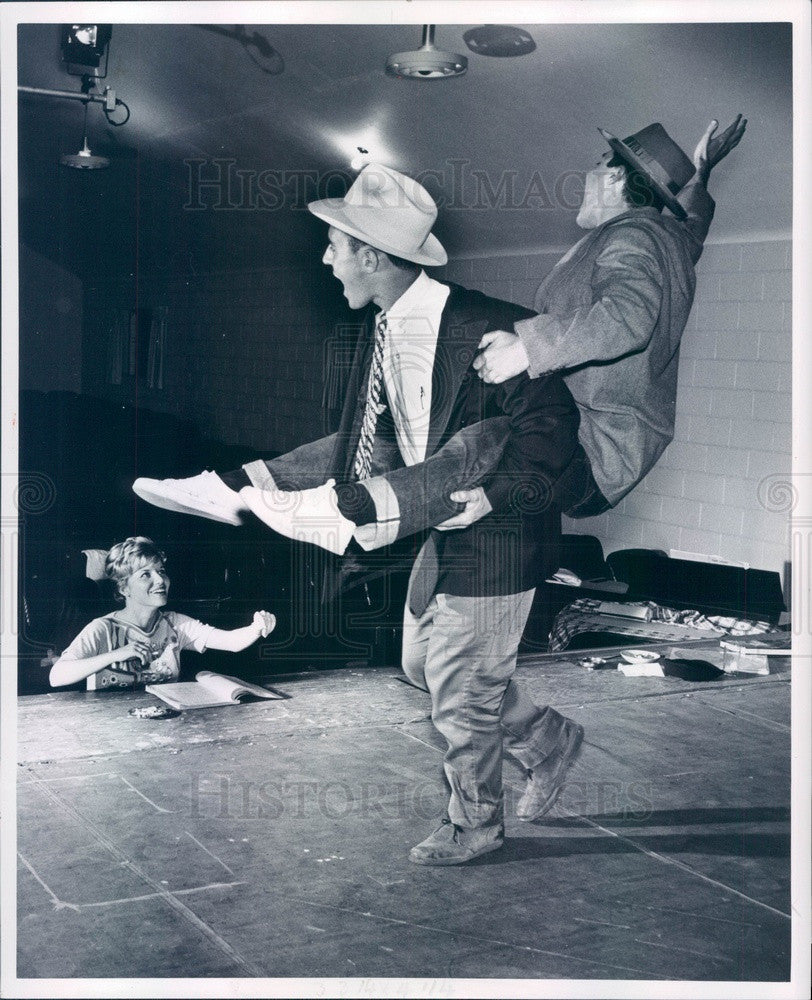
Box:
146;671;285;710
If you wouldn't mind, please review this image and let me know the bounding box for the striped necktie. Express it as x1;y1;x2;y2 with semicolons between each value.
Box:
353;311;387;480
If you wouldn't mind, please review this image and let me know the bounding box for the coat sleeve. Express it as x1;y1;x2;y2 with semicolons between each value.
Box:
513;225;665;378
481;370;580;516
675;179;715;264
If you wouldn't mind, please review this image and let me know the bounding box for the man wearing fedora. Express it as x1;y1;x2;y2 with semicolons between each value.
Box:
194;117;746;548
467;116;748;518
135;163;585;865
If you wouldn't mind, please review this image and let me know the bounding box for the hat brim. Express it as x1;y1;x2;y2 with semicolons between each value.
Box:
601;133;689;221
308;198;448;266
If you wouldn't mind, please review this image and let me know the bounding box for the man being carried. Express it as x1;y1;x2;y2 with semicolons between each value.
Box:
154;117;744;549
470;116;747;516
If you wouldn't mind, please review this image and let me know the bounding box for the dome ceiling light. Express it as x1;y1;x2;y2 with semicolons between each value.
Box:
60;100;109;169
386;25;467;80
462;24;536;58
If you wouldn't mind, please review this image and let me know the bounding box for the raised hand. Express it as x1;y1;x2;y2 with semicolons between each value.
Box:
693;115;747;183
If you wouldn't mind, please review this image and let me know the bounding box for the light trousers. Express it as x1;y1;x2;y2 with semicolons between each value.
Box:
402;583;569;830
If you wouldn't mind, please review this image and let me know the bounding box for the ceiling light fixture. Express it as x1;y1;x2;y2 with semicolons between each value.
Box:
386;25;467;80
19;60;130;169
462;24;536;58
60;100;109;169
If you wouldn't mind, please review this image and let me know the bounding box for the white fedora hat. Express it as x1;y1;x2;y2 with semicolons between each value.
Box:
307;163;447;266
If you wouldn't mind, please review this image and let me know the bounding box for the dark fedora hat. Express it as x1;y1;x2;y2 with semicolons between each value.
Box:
598;123;695;220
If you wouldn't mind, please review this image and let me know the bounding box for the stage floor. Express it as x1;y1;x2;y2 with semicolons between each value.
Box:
16;642;791;984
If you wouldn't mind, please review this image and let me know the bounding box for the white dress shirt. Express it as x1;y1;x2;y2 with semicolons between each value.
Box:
353;271;450;551
381;270;450;466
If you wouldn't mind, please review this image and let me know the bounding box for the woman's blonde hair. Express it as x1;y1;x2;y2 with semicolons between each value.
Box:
104;536;166;600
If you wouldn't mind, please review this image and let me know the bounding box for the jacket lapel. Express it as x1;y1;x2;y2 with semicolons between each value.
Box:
339;285;488;471
334;306;377;479
425;285;490;458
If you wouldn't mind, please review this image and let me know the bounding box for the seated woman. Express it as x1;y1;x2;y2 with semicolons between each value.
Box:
49;536;275;689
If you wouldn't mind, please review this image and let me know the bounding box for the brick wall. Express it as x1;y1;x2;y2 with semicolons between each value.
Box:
440;239;793;580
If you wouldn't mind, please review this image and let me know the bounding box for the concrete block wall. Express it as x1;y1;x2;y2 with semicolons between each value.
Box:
83;256;354;456
439;239;792;579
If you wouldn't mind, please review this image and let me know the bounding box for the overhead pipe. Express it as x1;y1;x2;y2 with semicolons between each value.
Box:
18;84;118;112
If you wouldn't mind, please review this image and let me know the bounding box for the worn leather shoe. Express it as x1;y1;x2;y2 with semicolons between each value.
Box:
409;818;504;866
516;720;585;821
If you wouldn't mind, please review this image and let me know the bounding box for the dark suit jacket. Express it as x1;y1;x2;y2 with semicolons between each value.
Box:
307;281;581;597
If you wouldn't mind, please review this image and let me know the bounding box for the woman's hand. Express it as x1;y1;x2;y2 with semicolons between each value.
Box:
117;640;153;668
252;611;277;638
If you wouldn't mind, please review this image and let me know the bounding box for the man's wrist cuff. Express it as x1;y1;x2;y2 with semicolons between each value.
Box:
513;319;545;379
352;476;402;552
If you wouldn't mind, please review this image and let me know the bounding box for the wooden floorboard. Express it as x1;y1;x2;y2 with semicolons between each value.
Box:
16;649;792;983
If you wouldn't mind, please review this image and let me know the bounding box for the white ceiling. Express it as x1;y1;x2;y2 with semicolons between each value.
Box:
16;20;793;278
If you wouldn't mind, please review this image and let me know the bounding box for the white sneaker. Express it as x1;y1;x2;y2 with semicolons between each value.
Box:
239;479;355;556
132;471;247;526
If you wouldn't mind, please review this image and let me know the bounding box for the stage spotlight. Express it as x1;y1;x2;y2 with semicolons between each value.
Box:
61;24;112;78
